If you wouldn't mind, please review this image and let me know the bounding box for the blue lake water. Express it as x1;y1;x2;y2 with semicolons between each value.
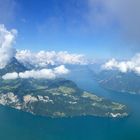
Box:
0;68;140;140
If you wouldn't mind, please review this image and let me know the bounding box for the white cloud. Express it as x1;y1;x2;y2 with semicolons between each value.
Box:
0;24;17;69
102;53;140;75
54;65;69;75
18;69;56;79
16;50;88;68
2;65;70;80
2;72;18;80
0;25;89;71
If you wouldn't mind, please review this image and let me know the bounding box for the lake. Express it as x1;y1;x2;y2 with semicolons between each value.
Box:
0;67;140;140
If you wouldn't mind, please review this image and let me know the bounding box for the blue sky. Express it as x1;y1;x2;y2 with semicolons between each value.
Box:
0;0;139;60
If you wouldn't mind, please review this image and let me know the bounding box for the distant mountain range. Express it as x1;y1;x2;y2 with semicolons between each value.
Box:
0;58;128;118
93;68;140;94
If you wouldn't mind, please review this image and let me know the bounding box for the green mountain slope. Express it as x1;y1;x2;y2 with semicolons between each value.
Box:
97;70;140;94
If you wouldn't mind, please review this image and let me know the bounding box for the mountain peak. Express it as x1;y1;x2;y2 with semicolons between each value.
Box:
0;57;28;76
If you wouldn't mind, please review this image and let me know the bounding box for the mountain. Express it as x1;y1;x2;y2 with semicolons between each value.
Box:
0;57;28;76
95;69;140;94
0;58;128;118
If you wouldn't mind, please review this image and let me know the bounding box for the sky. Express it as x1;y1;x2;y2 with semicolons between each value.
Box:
0;0;140;60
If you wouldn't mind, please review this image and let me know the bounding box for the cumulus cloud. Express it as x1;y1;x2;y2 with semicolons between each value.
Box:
0;23;89;73
102;53;140;74
53;65;69;75
2;72;18;80
16;50;88;68
0;24;17;69
2;65;70;80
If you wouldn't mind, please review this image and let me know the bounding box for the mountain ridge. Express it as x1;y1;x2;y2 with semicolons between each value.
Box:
95;69;140;94
0;57;28;76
